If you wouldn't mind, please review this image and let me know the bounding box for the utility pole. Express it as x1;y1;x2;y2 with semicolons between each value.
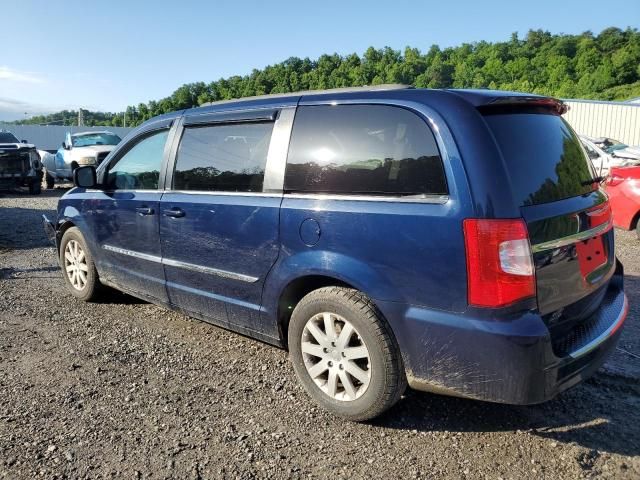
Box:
78;109;84;127
123;112;126;128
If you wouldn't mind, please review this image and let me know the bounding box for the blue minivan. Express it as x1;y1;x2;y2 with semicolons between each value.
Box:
44;85;628;420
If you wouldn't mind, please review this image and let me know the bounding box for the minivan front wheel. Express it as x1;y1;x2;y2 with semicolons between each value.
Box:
59;227;100;301
288;287;406;421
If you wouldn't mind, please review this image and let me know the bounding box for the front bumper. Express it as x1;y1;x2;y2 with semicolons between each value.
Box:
0;169;41;187
42;214;57;245
379;272;627;405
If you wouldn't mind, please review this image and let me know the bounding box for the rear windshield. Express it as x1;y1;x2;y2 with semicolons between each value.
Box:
484;113;596;206
0;132;19;143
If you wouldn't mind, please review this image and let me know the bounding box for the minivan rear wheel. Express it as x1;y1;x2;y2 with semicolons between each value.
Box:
288;287;406;421
59;227;101;302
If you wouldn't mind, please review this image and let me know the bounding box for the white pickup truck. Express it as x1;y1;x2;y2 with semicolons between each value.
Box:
43;130;121;188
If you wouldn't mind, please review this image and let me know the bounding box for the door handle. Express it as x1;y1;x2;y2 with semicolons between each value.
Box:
135;206;155;216
163;207;185;218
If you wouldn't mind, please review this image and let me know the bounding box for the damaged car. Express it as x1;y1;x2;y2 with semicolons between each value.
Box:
0;130;43;194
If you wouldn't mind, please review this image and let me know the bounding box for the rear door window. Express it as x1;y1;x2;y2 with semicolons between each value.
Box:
483;113;597;206
173;122;274;192
284;105;447;196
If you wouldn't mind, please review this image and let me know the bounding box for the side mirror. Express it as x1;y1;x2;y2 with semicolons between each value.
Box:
62;142;71;150
21;139;28;144
73;165;97;188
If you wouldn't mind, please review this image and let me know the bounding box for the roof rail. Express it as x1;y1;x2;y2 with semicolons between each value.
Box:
200;84;413;107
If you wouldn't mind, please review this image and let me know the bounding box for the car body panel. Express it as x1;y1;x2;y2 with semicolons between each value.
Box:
159;191;282;331
606;165;640;230
46;87;628;406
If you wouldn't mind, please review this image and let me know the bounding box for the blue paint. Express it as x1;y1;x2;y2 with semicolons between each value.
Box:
50;88;628;405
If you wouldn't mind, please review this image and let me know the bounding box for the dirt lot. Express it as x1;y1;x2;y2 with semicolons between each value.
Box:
0;189;639;479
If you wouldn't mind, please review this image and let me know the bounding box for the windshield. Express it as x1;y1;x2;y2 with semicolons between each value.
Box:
484;112;597;206
598;138;628;154
0;132;20;143
72;133;121;147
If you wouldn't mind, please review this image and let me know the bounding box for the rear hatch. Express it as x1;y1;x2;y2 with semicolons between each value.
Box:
482;103;616;345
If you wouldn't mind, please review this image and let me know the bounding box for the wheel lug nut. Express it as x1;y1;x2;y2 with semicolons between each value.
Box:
341;352;346;357
331;341;336;347
339;364;344;370
323;347;329;353
328;361;333;367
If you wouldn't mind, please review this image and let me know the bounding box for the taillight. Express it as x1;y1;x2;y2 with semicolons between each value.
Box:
463;219;536;308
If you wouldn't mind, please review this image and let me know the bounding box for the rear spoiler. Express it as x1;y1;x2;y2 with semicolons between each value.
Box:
477;96;568;115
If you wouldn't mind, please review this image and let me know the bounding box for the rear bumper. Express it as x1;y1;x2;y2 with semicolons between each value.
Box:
379;272;627;405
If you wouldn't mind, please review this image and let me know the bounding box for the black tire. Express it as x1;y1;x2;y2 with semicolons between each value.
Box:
288;287;406;421
28;180;41;195
636;221;640;241
46;171;55;189
59;227;101;302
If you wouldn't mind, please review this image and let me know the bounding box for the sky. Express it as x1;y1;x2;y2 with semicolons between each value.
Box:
0;0;638;121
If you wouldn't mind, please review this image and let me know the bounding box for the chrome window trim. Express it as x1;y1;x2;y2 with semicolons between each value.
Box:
103;245;162;263
162;258;258;283
569;294;628;358
88;189;161;194
263;107;295;193
162;189;281;198
283;192;449;204
531;220;613;253
102;244;258;283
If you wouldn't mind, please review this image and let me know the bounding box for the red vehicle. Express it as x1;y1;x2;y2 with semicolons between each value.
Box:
606;165;640;239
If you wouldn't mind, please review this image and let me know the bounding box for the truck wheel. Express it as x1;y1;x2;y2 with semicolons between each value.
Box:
29;180;42;195
288;287;406;421
59;227;101;302
46;171;55;189
636;221;640;241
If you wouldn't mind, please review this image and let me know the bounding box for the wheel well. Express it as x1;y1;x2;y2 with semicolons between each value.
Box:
277;275;353;349
56;221;76;253
631;211;640;231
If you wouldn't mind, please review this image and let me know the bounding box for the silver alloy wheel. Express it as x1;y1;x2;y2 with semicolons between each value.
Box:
64;239;88;291
301;312;371;401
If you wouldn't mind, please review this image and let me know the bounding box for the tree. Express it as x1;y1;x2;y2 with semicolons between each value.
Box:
10;26;640;128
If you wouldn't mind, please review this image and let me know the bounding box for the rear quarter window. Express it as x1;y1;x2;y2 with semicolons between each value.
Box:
483;113;596;206
284;104;447;196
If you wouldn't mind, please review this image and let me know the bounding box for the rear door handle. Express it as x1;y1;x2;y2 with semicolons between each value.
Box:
135;206;155;216
163;207;185;218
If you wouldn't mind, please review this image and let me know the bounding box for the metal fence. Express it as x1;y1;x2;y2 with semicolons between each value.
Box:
563;100;640;146
3;98;639;151
0;124;134;151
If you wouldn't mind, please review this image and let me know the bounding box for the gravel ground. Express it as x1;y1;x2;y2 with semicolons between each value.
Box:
0;188;639;479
